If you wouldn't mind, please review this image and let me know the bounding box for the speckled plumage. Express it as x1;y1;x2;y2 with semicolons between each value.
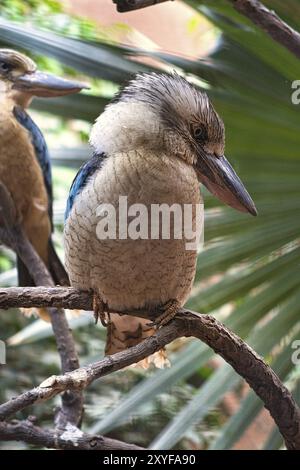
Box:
65;148;201;310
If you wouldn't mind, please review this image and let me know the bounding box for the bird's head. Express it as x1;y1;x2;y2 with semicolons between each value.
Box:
0;49;88;107
90;72;257;216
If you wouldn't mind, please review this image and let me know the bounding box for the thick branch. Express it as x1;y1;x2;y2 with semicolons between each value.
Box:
113;0;172;12
229;0;300;59
0;420;143;450
0;292;300;450
0;286;93;311
0;183;83;428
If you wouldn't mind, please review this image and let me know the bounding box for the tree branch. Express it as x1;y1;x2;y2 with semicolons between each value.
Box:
1;290;300;450
0;182;83;428
114;0;300;61
0;420;143;450
113;0;173;13
229;0;300;59
0;286;93;311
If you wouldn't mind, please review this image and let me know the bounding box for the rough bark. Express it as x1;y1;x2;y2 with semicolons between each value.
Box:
0;420;143;450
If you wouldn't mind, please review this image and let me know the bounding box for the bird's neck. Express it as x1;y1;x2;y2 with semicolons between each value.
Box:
0;79;15;105
0;85;30;119
0;93;15;130
0;92;28;141
90;101;163;155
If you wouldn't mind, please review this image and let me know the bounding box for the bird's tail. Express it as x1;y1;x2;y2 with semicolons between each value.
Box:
17;256;34;287
105;314;170;369
17;239;69;287
17;238;69;322
47;239;70;286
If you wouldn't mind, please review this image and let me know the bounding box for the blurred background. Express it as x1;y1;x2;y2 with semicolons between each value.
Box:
0;0;300;450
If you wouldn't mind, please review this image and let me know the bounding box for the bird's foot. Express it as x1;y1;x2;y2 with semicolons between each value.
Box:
93;292;109;327
147;299;181;329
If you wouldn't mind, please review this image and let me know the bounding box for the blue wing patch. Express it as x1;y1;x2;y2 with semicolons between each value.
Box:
65;152;106;221
14;106;53;225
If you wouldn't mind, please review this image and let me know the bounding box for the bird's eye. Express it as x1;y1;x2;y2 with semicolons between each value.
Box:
192;125;207;142
0;61;12;73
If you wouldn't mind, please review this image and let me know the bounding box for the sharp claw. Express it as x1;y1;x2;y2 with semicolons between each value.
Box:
148;299;180;329
93;292;109;327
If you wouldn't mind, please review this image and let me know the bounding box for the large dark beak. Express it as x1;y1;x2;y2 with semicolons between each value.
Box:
195;152;257;216
13;70;89;97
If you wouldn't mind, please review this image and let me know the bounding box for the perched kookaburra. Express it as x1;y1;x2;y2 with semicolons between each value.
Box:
0;49;87;315
64;73;257;366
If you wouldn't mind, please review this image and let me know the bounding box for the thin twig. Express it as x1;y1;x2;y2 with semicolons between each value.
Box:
0;293;300;450
0;420;143;450
0;182;83;428
229;0;300;59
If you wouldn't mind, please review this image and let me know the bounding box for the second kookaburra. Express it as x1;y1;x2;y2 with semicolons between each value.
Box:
0;49;87;309
64;73;257;366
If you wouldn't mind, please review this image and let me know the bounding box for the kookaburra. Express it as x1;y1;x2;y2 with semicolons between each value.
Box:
64;73;256;366
0;49;86;316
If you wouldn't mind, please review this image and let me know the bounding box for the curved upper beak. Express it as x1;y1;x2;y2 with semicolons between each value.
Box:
12;70;89;97
195;152;257;216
